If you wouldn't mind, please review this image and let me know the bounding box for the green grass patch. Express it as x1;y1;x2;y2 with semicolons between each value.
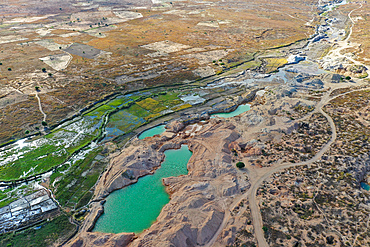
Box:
0;197;17;208
136;98;159;111
126;104;150;118
171;103;192;111
107;97;132;108
0;214;76;247
0;144;68;181
65;134;96;154
52;147;104;208
154;92;183;107
264;58;288;73
85;104;114;118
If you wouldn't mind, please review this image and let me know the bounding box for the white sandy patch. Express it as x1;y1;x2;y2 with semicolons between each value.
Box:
146;51;168;57
40;53;72;71
5;15;54;24
99;7;112;11
68;11;141;27
141;40;191;53
183;47;207;53
193;66;215;77
151;0;165;4
180;94;206;105
35;28;54;36
188;10;203;14
130;7;149;10
256;90;266;97
0;35;28;44
197;21;219;28
70;11;112;22
113;11;143;21
72;2;93;7
82;5;100;10
85;29;106;38
163;10;188;16
182;49;229;64
59;32;82;38
35;39;71;51
218;20;232;25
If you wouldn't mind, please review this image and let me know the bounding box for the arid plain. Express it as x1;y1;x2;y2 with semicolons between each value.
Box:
0;0;370;246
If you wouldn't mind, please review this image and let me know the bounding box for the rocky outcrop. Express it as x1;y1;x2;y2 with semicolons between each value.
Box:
94;145;165;199
165;120;185;133
323;73;342;83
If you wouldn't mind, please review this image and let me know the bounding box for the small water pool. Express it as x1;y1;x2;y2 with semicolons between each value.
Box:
138;125;166;139
360;182;370;191
212;104;250;118
93;145;192;234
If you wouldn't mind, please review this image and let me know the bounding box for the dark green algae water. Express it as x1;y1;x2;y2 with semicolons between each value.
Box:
93;145;192;234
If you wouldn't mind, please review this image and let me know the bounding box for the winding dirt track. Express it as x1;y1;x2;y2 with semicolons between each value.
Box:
205;83;370;246
325;3;369;78
35;92;47;122
249;92;337;247
203;87;338;247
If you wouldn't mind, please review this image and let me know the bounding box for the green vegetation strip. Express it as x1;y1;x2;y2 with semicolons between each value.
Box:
0;215;76;247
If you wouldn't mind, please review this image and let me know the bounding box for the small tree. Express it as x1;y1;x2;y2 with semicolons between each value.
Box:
236;162;245;169
7;68;11;71
42;121;48;126
35;86;40;91
42;68;46;72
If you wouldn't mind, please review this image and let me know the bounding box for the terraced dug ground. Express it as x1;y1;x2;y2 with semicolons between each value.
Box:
0;0;370;246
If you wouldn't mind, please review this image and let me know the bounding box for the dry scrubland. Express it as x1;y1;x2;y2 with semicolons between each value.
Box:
2;0;370;247
342;2;370;64
0;0;318;143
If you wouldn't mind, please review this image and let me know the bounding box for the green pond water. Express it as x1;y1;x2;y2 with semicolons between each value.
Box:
138;125;166;139
93;145;192;234
212;104;250;118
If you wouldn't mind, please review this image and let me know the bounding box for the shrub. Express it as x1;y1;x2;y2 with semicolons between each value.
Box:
42;121;48;126
236;161;245;168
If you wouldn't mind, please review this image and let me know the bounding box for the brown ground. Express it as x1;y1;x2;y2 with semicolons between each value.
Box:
0;0;318;144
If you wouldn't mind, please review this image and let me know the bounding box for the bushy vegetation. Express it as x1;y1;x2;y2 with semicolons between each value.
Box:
236;162;245;168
